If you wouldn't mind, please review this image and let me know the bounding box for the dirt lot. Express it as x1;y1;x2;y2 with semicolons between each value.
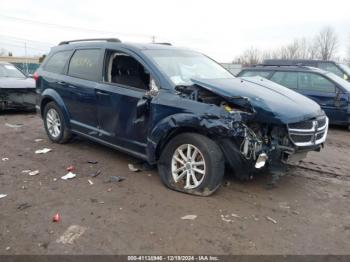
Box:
0;112;349;255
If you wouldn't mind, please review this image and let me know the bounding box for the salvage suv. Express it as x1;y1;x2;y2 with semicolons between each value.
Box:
35;38;329;196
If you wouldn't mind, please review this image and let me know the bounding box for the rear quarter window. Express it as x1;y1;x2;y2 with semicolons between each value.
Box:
68;49;101;81
44;51;72;74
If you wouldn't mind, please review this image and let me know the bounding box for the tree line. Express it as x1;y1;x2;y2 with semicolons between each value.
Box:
233;27;348;66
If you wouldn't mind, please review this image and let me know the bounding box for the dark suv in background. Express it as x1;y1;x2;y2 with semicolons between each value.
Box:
35;39;328;196
238;66;350;129
263;59;350;81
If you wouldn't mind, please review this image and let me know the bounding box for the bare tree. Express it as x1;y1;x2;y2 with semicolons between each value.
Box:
262;49;281;60
258;38;317;61
233;26;342;65
314;27;338;60
267;38;315;60
307;39;319;59
296;38;313;59
280;40;300;59
234;47;262;66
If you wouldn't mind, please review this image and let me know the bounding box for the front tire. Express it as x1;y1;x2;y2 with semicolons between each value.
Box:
43;102;71;143
158;133;225;196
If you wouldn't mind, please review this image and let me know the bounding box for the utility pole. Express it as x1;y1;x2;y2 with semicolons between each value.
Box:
151;35;156;43
24;41;28;75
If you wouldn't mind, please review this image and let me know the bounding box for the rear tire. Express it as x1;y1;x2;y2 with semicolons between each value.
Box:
43;102;71;143
158;133;225;196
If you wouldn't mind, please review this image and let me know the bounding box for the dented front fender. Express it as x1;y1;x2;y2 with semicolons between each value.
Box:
146;111;248;163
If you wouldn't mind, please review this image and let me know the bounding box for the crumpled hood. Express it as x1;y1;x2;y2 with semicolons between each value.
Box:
191;77;324;124
0;77;35;89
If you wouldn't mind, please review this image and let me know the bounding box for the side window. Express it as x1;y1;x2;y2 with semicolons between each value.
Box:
270;71;298;89
68;49;100;81
298;73;336;93
104;50;150;91
318;62;343;77
44;51;72;74
240;70;271;78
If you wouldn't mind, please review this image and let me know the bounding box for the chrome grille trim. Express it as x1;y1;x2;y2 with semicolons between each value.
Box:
287;116;328;147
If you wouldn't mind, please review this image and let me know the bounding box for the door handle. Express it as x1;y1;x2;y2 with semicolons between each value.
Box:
57;81;66;85
96;90;110;96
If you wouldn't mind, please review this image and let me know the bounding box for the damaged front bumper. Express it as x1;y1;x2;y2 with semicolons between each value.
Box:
0;88;36;110
218;115;329;179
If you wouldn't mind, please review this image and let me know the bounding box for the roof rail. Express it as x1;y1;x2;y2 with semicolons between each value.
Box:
153;42;172;46
251;63;312;70
262;59;319;67
59;38;121;45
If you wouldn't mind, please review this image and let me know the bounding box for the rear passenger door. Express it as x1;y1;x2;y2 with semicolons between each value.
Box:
270;71;299;90
64;49;103;134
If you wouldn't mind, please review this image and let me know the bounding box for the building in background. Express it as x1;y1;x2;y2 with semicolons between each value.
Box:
0;56;40;75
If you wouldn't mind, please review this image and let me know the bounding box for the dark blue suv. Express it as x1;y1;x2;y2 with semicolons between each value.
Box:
35;39;328;196
263;59;350;81
238;66;350;130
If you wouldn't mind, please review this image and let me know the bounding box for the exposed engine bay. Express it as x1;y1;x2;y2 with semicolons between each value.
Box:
175;83;328;179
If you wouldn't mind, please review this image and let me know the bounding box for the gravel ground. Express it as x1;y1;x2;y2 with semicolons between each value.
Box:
0;112;349;255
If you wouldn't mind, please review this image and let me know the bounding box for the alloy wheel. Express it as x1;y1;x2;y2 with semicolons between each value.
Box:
171;144;206;189
46;108;61;138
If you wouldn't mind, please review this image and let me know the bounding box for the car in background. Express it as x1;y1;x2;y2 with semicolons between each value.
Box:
35;38;328;196
0;61;36;111
263;59;350;81
12;62;40;76
237;65;350;129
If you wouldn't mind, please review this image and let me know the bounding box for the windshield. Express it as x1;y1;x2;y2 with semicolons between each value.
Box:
325;72;350;92
338;63;350;75
0;64;26;78
143;49;234;86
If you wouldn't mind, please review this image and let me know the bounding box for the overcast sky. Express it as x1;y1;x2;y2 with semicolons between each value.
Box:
0;0;349;62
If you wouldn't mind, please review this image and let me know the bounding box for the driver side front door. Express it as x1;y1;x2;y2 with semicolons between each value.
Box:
95;49;155;158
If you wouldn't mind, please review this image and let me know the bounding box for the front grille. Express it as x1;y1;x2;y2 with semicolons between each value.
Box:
287;116;328;147
288;121;313;130
290;134;313;143
316;131;325;140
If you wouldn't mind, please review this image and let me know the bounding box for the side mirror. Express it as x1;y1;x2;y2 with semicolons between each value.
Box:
135;77;159;120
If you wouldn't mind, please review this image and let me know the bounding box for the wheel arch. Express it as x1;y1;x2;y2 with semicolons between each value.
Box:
40;89;71;129
147;113;223;163
155;126;208;161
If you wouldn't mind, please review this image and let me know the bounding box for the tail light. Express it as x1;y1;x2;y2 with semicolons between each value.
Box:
33;71;39;81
